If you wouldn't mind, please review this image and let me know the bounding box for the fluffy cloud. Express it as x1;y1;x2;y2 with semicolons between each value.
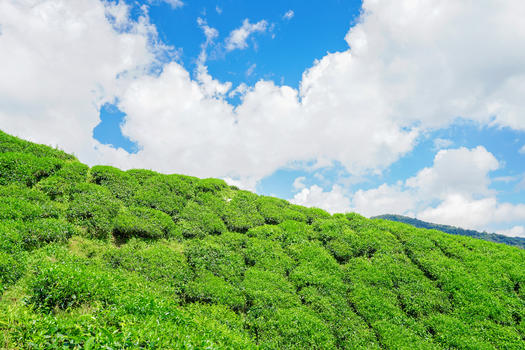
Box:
290;185;351;214
520;145;525;154
346;146;525;236
225;19;268;51
406;146;499;200
0;0;162;164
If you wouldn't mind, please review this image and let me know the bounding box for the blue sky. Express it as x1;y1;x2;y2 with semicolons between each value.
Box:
2;0;525;236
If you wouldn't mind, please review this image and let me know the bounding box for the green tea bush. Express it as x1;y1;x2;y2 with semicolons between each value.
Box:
255;196;289;225
185;237;246;283
222;191;264;232
243;237;294;275
66;183;121;239
185;270;245;310
0;223;26;288
0;152;63;186
102;240;191;294
18;219;80;250
0;130;74;160
133;187;186;218
241;268;299;310
126;168;160;184
90;165;139;205
113;206;180;241
195;178;228;194
28;254;118;311
178;201;226;238
144;174;195;199
252;306;336;349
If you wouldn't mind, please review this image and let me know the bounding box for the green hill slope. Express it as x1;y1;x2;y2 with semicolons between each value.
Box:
0;129;524;349
372;214;525;249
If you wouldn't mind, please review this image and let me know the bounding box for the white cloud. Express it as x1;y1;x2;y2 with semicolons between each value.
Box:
433;138;453;150
417;195;525;232
292;176;306;191
291;185;351;214
406;146;499;200
0;0;162;164
225;19;268;51
498;226;525;238
352;183;416;218
215;6;222;15
283;10;294;20
348;146;525;233
519;145;525;154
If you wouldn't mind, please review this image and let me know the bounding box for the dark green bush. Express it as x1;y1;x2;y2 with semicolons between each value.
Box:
178;201;226;238
113;206;180;241
66;183;121;239
0;152;63;186
222;191;264;232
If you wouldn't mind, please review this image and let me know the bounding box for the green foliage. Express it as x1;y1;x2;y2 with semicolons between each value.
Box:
0;152;63;186
90;165;139;205
113;206;180;241
222;191;265;232
2;129;525;349
178;201;227;238
66;183;121;239
195;178;228;193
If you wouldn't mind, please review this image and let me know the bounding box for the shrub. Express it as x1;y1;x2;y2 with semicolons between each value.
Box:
222;191;264;232
250;307;336;349
255;196;289;225
178;201;226;238
277;220;314;245
143;174;195;199
66;183;121;239
102;240;191;292
113;206;180;241
185;238;245;283
126;168;160;185
90;165;139;205
18;219;80;250
184;271;245;310
0;152;63;186
195;178;228;194
241;268;299;310
243;238;294;275
133;188;186;218
0;130;75;160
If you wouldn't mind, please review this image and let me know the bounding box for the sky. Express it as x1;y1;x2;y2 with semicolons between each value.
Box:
1;0;525;237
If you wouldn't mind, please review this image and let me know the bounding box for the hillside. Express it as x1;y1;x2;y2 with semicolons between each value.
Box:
372;214;525;250
0;129;524;349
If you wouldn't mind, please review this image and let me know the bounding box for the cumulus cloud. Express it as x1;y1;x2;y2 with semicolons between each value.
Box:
291;185;351;214
520;145;525;154
225;19;268;51
0;0;163;164
282;10;294;20
498;226;525;238
346;146;525;234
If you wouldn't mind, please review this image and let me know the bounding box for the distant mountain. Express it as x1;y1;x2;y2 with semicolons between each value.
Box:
372;214;525;249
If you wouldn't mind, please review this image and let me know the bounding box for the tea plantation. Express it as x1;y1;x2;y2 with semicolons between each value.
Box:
0;130;524;349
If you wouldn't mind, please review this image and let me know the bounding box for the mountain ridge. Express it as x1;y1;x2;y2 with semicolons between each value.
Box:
371;214;525;249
